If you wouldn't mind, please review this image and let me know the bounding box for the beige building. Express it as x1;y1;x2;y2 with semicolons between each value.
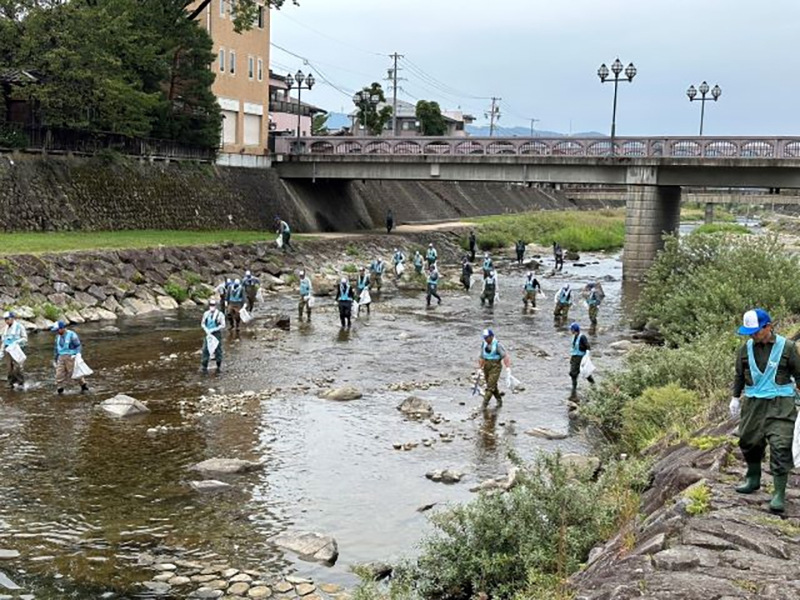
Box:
191;0;270;156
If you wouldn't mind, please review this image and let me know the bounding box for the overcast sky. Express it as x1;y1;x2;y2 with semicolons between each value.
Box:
270;0;799;136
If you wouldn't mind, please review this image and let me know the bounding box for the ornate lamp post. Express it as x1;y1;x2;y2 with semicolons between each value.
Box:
687;81;721;136
352;91;381;136
598;58;637;156
285;70;315;144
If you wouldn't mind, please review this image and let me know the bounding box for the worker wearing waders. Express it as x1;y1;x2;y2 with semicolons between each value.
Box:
201;299;225;375
554;284;572;319
2;311;27;388
731;309;800;513
523;272;542;309
337;278;355;328
426;244;438;269
51;321;89;394
276;217;293;252
393;248;405;279
243;270;260;313
426;265;442;306
370;258;385;292
413;251;424;275
482;253;494;278
569;322;595;395
515;240;526;266
461;257;473;291
481;271;497;307
227;278;244;332
468;231;477;262
298;270;313;322
553;242;564;272
586;284;602;325
357;267;372;316
479;329;511;407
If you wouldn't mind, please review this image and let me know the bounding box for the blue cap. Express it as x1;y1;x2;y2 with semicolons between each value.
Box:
50;320;66;331
738;308;771;335
3;311;14;319
570;322;580;332
482;328;494;339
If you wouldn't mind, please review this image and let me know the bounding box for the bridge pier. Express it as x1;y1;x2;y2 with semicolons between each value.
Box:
624;183;681;280
705;202;714;224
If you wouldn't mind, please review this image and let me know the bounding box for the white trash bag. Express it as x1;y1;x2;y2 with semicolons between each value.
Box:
579;352;596;379
353;299;360;319
256;288;264;302
240;307;252;323
793;406;800;468
307;296;316;308
205;334;219;356
396;263;405;276
505;368;523;392
360;289;372;305
72;354;94;379
6;343;26;365
276;235;283;249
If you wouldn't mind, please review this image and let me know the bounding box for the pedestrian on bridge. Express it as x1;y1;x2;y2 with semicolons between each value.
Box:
201;300;225;375
730;308;799;513
479;329;511;408
2;311;27;388
51;321;89;394
569;322;595;396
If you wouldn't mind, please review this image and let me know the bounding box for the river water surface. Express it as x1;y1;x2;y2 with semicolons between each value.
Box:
0;249;630;597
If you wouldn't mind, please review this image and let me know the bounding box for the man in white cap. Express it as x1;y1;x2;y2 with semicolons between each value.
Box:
51;320;88;394
731;308;800;513
337;277;355;328
554;284;572;320
242;270;260;313
426;243;438;270
201;299;226;375
2;311;27;388
298;270;313;321
227;278;244;332
479;329;511;407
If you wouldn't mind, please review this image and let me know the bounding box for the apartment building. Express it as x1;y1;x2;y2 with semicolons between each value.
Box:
191;0;270;155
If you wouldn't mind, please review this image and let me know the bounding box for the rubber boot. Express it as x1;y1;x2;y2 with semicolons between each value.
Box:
735;462;761;494
769;474;788;513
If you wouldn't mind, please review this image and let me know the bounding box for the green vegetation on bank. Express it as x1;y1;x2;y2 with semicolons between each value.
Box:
693;223;751;235
464;210;625;253
0;231;308;255
680;204;736;222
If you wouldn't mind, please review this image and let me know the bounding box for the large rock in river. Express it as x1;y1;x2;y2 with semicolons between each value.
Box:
318;387;362;401
397;396;433;418
270;531;339;565
190;458;262;474
100;394;150;418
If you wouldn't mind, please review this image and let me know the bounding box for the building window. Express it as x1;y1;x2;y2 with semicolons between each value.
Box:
230;51;236;75
219;0;225;17
257;6;265;28
257;58;263;82
219;49;225;73
248;56;254;80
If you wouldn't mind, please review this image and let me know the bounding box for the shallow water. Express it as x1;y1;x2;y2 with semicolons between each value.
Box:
0;250;630;597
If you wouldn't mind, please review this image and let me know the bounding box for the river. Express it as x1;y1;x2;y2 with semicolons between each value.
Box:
0;248;629;598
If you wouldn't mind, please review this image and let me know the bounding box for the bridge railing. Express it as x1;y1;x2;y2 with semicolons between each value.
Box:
274;136;800;159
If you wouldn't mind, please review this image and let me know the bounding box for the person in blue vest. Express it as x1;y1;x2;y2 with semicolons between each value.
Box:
479;329;511;407
426;244;438;269
51;321;88;395
392;248;405;279
370;258;385;291
730;308;800;513
569;322;595;395
554;284;572;319
586;283;602;325
2;311;27;388
242;270;261;313
523;272;542;310
227;278;244;332
426;265;442;306
481;270;497;307
482;253;494;279
215;278;231;314
276;217;293;252
337;277;356;328
201;299;226;375
357;267;372;315
413;251;424;275
298;270;313;321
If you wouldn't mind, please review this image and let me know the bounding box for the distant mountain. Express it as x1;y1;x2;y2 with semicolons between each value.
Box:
466;125;605;138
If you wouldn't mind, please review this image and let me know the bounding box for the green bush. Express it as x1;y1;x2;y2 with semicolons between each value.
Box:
684;482;712;516
621;384;705;454
342;263;358;274
164;281;189;303
183;271;203;286
40;302;61;322
693;223;751;235
0;125;28;148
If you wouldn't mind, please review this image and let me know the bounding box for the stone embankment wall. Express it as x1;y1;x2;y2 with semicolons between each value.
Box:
0;154;622;233
0;231;466;332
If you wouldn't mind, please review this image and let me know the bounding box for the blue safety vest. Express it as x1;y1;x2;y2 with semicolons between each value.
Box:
338;284;352;301
483;258;492;271
3;322;25;347
229;284;243;303
414;254;423;266
427;249;437;261
373;261;384;274
571;334;586;357
280;221;291;234
525;277;538;292
745;335;797;399
587;292;600;306
55;330;81;357
204;309;223;333
484;276;496;289
428;272;439;286
559;289;571;305
394;252;404;264
299;278;311;296
482;339;502;360
357;274;370;291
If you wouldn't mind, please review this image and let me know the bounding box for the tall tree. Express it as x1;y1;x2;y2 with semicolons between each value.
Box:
415;100;447;136
187;0;297;33
353;82;392;136
311;113;328;135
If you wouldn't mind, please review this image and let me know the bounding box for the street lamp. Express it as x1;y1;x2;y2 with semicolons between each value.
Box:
285;69;315;145
597;58;637;156
352;91;381;136
687;81;721;136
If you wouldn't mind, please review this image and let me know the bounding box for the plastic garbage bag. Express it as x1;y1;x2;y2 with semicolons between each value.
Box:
256;288;264;302
6;343;26;365
471;371;483;397
505;368;522;392
793;416;800;469
276;235;283;249
396;263;405;276
72;354;93;379
353;299;360;319
205;334;219;356
538;290;547;299
240;307;252;323
307;296;315;308
579;352;596;379
360;289;371;305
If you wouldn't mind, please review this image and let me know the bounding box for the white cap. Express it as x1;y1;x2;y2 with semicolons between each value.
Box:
245;270;251;276
341;277;347;284
234;278;240;285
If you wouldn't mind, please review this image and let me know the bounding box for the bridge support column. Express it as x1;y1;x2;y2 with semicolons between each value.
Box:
704;202;714;224
623;180;681;281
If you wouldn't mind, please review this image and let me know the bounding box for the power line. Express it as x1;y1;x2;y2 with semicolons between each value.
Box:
403;57;491;101
272;10;386;57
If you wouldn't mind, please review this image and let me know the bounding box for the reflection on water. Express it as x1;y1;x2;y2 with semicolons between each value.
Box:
0;251;630;596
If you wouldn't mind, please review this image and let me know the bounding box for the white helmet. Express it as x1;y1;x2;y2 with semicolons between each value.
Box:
234;279;241;285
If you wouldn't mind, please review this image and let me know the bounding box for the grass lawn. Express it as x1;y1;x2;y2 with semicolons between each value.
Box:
0;230;312;255
681;205;736;222
464;209;626;252
692;222;751;235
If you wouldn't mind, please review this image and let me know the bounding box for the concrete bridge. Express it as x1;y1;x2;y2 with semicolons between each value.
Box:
273;136;800;279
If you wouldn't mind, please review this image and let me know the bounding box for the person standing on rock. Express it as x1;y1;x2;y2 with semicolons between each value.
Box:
393;248;405;279
357;267;372;316
554;284;572;319
242;270;260;313
569;322;595;395
2;311;27;388
337;277;355;328
482;253;494;279
730;308;800;513
370;257;385;292
468;231;477;262
461;257;473;291
413;251;424;275
51;321;88;395
515;240;526;266
298;270;313;321
479;329;510;407
386;209;394;234
553;242;564;272
227;279;244;332
481;270;498;307
426;243;438;269
276;217;293;252
523;272;542;310
201;299;226;375
426;265;442;306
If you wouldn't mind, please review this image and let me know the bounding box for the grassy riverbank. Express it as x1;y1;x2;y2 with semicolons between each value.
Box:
464;209;625;253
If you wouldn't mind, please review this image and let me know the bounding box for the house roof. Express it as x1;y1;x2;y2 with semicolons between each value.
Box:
0;69;40;85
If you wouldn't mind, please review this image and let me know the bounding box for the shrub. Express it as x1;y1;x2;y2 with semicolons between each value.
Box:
693;223;751;235
342;263;358;273
0;125;28;148
40;302;60;322
164;281;189;303
183;271;203;286
684;482;712;516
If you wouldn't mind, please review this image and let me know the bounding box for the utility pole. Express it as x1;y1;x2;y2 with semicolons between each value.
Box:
529;118;541;137
486;97;501;137
388;52;404;136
